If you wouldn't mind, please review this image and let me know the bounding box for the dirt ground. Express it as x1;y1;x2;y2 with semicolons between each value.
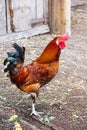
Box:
0;1;87;130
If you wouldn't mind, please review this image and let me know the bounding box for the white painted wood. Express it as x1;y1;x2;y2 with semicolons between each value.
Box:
43;0;48;14
11;0;31;9
0;25;50;43
37;0;44;18
0;0;6;35
7;0;32;32
43;0;48;24
31;0;36;19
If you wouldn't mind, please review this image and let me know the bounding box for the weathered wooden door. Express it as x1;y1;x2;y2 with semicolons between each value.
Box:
7;0;49;32
7;0;32;32
0;0;49;42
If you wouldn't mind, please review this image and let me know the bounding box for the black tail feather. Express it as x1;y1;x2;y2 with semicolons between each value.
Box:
3;58;8;65
13;43;23;55
13;43;25;62
3;43;25;73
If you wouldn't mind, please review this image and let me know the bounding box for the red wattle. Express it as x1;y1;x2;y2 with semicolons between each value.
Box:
59;42;66;49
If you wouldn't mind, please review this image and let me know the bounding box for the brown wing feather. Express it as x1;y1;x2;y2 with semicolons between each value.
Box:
10;60;59;94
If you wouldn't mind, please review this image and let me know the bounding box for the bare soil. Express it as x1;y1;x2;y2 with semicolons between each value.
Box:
0;1;87;130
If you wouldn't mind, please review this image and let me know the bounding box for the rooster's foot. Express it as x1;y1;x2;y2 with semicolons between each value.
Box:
30;110;43;117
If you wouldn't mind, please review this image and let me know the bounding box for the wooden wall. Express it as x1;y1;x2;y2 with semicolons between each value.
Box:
0;0;71;43
0;0;49;42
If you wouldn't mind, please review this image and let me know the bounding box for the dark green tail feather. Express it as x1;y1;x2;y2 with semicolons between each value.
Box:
3;43;25;73
4;57;17;65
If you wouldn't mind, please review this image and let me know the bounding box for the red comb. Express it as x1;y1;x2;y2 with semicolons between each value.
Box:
61;32;69;41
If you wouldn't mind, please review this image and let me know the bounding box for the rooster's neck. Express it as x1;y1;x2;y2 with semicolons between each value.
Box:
36;39;61;63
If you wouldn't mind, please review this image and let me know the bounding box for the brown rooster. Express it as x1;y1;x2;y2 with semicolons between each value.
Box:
4;33;69;116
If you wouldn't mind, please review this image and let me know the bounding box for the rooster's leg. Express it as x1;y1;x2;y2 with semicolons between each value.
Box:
30;93;43;117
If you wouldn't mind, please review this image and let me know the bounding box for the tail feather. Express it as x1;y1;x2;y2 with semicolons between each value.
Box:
13;43;25;62
3;43;25;73
7;51;19;57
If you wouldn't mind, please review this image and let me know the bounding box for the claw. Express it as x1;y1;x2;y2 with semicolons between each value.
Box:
30;103;43;117
30;110;44;117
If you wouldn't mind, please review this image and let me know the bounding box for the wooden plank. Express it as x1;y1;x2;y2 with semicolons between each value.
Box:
0;0;6;35
6;0;11;33
43;0;48;24
32;0;48;25
43;0;48;14
0;25;50;43
37;0;44;18
49;0;71;35
32;18;48;24
31;0;36;19
7;0;32;32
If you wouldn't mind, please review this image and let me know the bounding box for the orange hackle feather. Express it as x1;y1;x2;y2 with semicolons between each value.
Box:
36;37;60;63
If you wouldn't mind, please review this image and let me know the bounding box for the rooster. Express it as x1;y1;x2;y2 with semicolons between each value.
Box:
4;33;69;116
